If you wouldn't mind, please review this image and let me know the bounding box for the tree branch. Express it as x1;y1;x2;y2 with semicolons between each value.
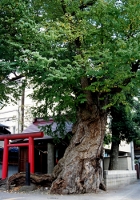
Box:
81;77;93;105
61;0;97;15
61;0;67;14
110;60;140;94
79;0;97;10
131;60;140;72
8;74;25;81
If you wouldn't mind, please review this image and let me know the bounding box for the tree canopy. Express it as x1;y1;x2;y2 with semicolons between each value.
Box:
0;0;140;116
108;97;139;170
108;94;140;143
0;0;44;105
29;0;140;121
132;98;140;147
1;0;140;194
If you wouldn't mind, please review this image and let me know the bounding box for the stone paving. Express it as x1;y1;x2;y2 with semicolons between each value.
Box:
0;180;140;200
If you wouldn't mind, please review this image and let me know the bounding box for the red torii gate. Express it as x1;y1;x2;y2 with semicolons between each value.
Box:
0;132;44;179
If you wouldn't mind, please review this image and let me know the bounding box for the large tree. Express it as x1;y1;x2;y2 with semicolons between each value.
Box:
1;0;140;194
132;98;140;148
108;100;138;170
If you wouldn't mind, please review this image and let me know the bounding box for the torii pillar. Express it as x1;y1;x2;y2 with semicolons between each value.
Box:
0;132;44;179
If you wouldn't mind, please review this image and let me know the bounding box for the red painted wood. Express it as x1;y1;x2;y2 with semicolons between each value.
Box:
0;132;44;140
2;138;9;179
29;137;34;173
8;143;29;147
1;132;44;179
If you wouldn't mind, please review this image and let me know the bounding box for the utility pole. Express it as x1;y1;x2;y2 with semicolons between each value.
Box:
131;141;135;170
21;87;25;132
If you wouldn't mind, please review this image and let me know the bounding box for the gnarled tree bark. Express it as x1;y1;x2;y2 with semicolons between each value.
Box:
50;101;107;194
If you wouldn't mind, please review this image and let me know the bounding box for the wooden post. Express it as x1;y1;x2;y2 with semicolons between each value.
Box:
29;137;34;173
26;162;30;185
2;138;9;179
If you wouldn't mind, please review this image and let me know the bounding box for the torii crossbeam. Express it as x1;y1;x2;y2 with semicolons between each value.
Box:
0;132;44;179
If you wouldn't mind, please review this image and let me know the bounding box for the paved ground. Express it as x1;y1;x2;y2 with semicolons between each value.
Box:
0;181;140;200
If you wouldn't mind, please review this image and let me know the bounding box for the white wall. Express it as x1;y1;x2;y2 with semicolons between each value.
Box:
0;88;34;135
104;141;131;154
104;170;137;190
104;156;132;170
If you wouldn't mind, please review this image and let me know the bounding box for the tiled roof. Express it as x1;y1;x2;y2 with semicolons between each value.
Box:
22;118;73;140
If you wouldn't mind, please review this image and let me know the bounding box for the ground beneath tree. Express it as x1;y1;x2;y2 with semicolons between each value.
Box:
0;172;52;194
0;172;106;195
0;181;140;200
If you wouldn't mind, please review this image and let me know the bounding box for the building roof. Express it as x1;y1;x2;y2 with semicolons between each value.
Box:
0;123;11;135
22;118;73;140
0;123;9;128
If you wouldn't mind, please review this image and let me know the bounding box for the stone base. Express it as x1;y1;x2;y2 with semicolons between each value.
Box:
104;170;137;190
18;184;37;192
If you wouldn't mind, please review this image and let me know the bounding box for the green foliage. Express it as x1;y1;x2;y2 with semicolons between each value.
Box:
0;0;140;130
107;93;140;146
104;132;112;145
132;99;140;147
28;0;140;118
0;0;50;105
107;96;140;170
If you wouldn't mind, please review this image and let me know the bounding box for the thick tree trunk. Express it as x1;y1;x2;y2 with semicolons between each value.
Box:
50;103;107;194
108;141;119;170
